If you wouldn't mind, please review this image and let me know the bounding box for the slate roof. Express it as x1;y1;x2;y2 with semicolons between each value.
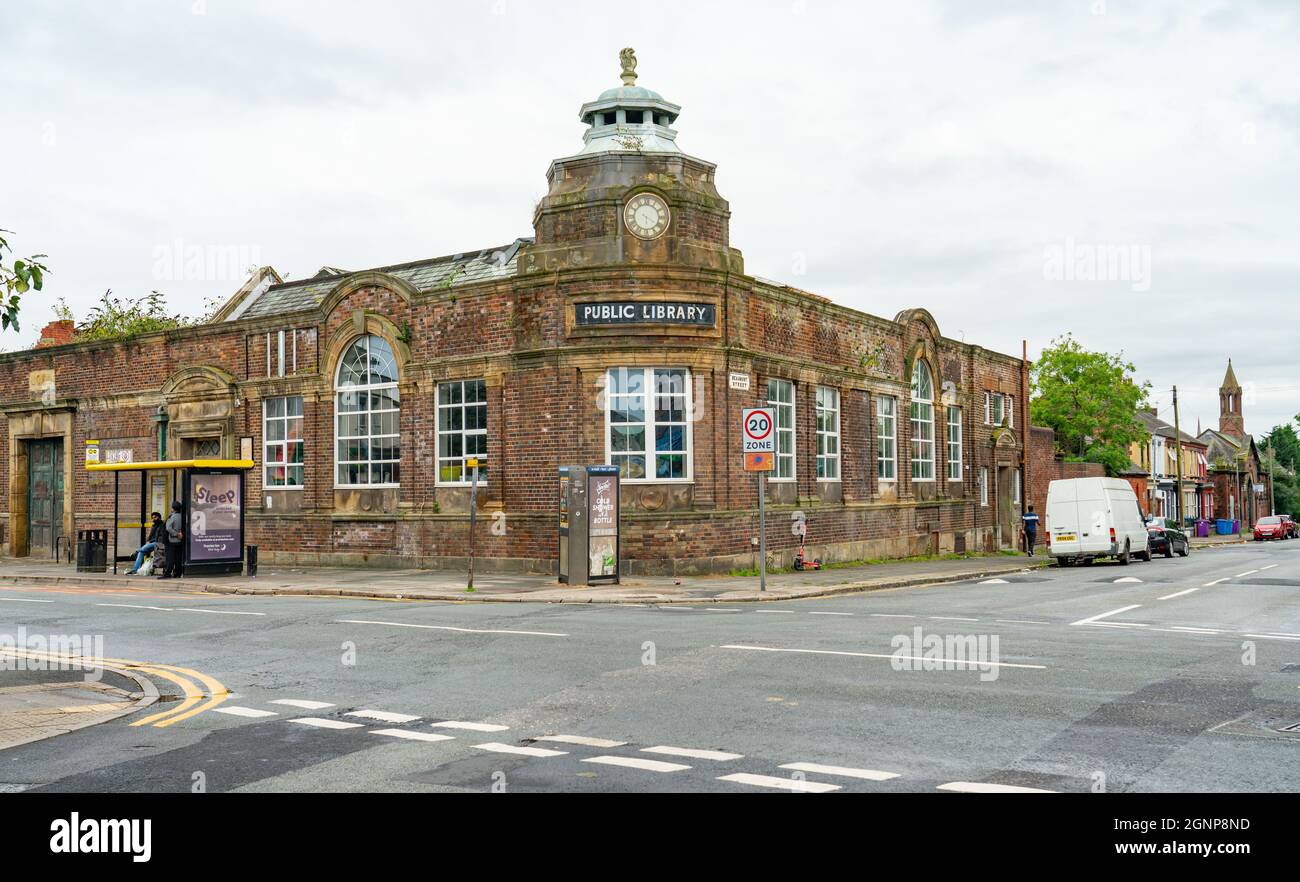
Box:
1199;427;1255;469
1136;409;1204;447
234;238;531;321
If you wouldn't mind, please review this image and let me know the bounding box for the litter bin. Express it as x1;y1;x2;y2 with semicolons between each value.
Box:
1196;520;1211;539
76;529;108;573
1215;519;1232;536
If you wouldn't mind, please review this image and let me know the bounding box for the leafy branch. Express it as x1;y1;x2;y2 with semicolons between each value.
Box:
0;229;50;333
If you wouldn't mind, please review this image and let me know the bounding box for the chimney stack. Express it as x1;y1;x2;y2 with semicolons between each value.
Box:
35;319;75;349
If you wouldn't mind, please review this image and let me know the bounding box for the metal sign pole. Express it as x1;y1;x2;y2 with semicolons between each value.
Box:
467;459;480;593
758;473;767;593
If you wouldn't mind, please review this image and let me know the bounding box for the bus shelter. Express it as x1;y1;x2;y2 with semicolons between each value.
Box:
85;459;254;576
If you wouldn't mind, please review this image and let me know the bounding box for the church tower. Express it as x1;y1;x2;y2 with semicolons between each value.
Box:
520;49;742;276
1219;359;1245;438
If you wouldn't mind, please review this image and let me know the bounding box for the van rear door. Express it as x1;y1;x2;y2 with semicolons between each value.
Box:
1047;481;1083;555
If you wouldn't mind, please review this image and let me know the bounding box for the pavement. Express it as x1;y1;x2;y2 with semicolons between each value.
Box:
0;533;1249;604
0;532;1292;793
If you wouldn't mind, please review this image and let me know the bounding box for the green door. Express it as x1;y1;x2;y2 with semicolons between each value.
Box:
28;440;64;558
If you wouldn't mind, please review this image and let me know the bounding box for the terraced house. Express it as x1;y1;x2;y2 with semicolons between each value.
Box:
0;52;1037;575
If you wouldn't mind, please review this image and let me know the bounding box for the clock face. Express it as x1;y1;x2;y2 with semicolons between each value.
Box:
624;193;670;240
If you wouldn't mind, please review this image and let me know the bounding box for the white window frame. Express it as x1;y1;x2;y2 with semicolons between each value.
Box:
767;378;797;482
980;467;989;507
815;386;840;482
263;396;304;489
436;378;488;486
877;395;897;482
947;405;963;482
1014;469;1022;506
987;392;1006;427
604;367;694;484
911;361;935;482
334;335;401;488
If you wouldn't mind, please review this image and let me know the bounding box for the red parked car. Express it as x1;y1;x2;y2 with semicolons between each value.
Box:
1281;515;1298;539
1253;516;1287;541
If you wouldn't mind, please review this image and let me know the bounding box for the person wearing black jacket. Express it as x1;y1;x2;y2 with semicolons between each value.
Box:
160;501;185;579
126;512;166;575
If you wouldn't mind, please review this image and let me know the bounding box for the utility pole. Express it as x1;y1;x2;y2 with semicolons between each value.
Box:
1172;386;1185;526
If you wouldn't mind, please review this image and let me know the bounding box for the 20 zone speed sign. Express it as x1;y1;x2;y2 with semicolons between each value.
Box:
742;408;776;472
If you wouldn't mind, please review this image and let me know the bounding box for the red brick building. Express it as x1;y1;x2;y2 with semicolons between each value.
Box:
1;52;1036;575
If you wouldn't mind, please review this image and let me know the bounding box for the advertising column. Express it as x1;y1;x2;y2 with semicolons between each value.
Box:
586;466;620;584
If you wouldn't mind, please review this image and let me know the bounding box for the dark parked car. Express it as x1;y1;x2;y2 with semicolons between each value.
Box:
1147;522;1190;558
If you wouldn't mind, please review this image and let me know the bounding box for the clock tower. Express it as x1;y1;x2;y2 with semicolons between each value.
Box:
520;49;743;276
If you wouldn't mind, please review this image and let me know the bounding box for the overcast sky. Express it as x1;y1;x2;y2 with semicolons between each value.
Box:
3;0;1297;438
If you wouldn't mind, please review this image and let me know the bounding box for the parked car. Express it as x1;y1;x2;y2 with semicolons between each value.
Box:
1046;477;1151;566
1280;514;1297;539
1147;521;1190;558
1253;516;1288;541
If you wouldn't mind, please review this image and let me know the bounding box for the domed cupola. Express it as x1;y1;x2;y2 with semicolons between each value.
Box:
519;49;742;277
576;49;683;156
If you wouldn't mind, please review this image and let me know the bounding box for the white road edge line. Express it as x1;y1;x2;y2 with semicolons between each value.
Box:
175;608;267;617
1070;605;1142;627
536;735;626;748
370;729;455;743
269;700;335;710
289;718;364;730
1260;565;1279;571
1158;588;1199;601
338;620;568;638
346;710;421;724
721;645;1047;670
642;746;743;761
211;706;278;718
938;781;1055;794
779;762;899;782
583;755;690;773
475;743;567;758
719;773;840;793
431;721;509;732
0;598;56;603
1243;634;1300;642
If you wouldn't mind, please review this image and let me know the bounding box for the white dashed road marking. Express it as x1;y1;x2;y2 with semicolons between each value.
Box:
719;773;840;793
779;762;899;782
475;743;567;758
270;700;336;710
583;756;690;773
346;710;421;724
1070;605;1142;627
1243;634;1300;642
536;735;627;748
809;612;853;617
1204;579;1230;587
1159;588;1199;601
938;782;1054;794
431;721;510;733
642;746;743;761
338;619;568;638
722;644;1047;671
289;718;365;730
212;706;278;719
370;729;455;743
0;598;55;604
1235;571;1260;579
175;608;267;617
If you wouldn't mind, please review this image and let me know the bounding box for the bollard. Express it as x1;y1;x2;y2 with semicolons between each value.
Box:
246;545;258;578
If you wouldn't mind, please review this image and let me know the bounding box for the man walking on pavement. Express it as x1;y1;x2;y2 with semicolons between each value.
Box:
160;500;185;579
1022;505;1040;557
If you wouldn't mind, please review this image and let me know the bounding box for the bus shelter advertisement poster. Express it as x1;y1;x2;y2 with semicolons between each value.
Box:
189;474;242;561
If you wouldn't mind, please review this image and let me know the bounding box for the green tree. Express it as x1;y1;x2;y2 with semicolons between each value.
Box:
1031;334;1151;477
0;229;50;333
1261;423;1299;471
1261;423;1299;516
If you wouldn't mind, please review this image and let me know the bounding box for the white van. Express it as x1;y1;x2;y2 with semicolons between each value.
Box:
1045;477;1150;566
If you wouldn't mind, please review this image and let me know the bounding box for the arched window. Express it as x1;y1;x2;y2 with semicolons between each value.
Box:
911;360;934;481
335;335;400;487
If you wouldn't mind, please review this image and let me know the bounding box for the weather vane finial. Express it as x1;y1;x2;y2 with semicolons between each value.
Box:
619;48;638;86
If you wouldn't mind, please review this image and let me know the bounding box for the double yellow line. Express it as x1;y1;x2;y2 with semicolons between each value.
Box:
1;649;230;728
